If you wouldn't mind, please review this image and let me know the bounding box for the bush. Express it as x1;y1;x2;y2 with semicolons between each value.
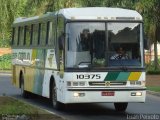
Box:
147;70;160;75
0;54;11;70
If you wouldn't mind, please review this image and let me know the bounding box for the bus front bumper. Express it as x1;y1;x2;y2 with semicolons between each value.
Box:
63;87;146;103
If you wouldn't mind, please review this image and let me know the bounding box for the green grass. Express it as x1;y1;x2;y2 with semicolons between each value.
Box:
0;54;11;70
0;97;63;120
147;86;160;92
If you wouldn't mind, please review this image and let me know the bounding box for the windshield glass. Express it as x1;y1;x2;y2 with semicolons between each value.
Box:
108;22;142;67
65;22;143;69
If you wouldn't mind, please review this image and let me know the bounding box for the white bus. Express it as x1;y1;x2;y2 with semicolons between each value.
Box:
11;7;147;111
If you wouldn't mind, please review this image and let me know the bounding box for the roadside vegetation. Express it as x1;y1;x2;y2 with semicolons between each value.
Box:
0;54;11;70
146;59;160;75
0;0;160;71
0;96;63;120
147;86;160;92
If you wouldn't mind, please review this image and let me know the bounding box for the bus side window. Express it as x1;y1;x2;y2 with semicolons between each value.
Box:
37;23;41;45
13;27;18;46
57;17;64;50
17;27;21;45
30;24;33;45
24;25;32;46
19;26;24;46
32;24;39;47
46;21;49;45
48;21;56;47
40;23;47;46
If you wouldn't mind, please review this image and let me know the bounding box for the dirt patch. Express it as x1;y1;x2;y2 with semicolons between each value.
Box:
146;75;160;86
0;48;11;56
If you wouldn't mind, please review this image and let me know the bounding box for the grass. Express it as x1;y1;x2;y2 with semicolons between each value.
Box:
147;86;160;92
0;96;63;120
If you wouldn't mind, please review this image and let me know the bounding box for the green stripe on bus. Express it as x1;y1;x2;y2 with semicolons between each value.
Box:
116;72;130;81
104;72;120;81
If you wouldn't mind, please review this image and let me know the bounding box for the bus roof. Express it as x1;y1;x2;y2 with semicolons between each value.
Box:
13;7;142;25
59;7;142;20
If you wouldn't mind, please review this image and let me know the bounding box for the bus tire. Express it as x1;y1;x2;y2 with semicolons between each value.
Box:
20;74;29;98
114;102;128;112
51;82;63;110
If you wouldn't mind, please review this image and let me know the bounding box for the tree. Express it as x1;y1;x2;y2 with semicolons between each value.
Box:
136;0;160;70
0;0;27;47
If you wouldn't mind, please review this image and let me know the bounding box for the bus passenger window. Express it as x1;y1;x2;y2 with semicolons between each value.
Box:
48;21;56;47
19;26;24;46
32;24;39;46
13;27;18;46
40;23;47;46
24;25;31;46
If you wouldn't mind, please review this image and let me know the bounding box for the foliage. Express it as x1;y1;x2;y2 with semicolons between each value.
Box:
0;0;159;70
0;54;11;70
146;59;160;74
136;0;160;70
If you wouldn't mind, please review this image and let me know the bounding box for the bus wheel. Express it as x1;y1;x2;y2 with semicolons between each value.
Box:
20;75;29;98
51;83;63;110
114;102;128;112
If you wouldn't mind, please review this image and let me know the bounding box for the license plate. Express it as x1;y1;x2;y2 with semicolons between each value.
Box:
101;91;115;96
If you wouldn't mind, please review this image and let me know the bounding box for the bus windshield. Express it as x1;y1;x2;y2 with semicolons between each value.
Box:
66;22;143;69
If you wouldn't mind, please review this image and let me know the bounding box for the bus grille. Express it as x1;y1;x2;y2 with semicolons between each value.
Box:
89;81;127;86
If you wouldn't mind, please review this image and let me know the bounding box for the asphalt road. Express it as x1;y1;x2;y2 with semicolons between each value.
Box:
0;73;160;120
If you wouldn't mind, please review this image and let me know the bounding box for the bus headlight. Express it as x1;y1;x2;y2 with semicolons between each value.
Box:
73;92;79;97
131;92;142;96
73;92;85;97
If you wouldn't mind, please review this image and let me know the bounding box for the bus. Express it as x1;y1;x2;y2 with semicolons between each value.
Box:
11;7;147;111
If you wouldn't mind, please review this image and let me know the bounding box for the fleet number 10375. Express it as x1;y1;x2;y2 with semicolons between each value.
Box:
76;74;101;79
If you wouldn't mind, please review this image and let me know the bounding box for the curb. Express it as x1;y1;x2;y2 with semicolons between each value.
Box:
8;96;56;114
147;90;160;97
0;73;11;76
0;71;11;75
0;71;11;73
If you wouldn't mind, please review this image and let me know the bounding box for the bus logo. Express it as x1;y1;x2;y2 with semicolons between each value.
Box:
105;81;110;86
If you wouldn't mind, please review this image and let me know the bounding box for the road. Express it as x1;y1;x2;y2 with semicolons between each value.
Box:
0;73;160;120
